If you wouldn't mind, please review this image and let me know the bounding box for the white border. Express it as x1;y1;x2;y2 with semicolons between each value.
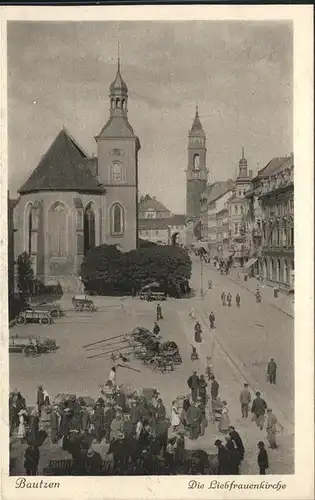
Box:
0;5;314;500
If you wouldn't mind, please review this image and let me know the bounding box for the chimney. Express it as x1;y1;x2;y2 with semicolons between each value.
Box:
249;170;253;178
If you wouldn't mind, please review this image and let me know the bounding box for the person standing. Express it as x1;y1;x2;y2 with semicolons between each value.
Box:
210;375;219;402
218;401;230;434
257;441;269;474
228;426;245;462
17;410;27;442
267;358;277;384
266;408;278;449
196;397;207;437
187;370;200;402
171;401;180;432
109;366;117;388
236;293;241;308
24;444;40;475
156;303;163;321
198;375;208;405
209;312;215;329
36;385;45;417
205;356;213;381
225;435;240;474
214;439;229;475
187;401;201;440
153;321;160;336
239;382;251;418
251;392;267;430
227;293;232;307
50;405;60;444
221;292;226;306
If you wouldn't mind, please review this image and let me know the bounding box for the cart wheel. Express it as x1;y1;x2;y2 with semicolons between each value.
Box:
50;309;59;318
40;316;49;325
16;314;26;325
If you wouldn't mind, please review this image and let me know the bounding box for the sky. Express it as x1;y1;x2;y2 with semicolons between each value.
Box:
7;21;293;213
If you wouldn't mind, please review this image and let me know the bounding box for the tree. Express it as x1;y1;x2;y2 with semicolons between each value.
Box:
17;252;34;296
80;244;192;297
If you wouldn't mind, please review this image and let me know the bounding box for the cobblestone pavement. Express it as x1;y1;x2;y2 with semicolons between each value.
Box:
10;272;294;475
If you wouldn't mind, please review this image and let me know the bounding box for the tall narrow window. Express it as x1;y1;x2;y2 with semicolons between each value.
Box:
111;161;123;183
48;203;68;257
110;203;124;235
84;204;96;255
193;154;200;170
28;210;32;255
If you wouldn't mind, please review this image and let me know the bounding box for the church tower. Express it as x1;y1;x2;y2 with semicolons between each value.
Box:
186;106;208;220
95;56;141;251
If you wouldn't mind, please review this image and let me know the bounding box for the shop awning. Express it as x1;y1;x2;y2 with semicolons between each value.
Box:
244;258;258;270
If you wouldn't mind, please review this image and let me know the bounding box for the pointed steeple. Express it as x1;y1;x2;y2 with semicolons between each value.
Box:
238;146;248;178
110;47;128;96
189;105;205;137
109;49;128;117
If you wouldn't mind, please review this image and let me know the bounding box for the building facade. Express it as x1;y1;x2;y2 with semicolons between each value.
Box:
228;149;253;264
185;107;208;245
13;60;140;290
259;154;294;290
216;204;230;259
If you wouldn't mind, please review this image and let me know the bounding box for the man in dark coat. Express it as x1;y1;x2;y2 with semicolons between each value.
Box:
156;303;163;321
209;312;215;329
229;426;245;461
257;441;269;474
225;436;240;474
36;386;45;416
50;406;59;444
214;439;229;474
251;392;267;430
93;403;104;443
24;444;40;475
153;322;160;336
187;370;200;402
104;404;116;443
155;399;166;422
186;402;201;440
115;389;127;412
80;405;90;434
267;358;277;384
108;431;129;474
85;448;102;475
198;375;207;405
210;375;219;401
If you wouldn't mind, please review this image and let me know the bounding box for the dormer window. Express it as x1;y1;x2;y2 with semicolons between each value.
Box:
193;154;200;170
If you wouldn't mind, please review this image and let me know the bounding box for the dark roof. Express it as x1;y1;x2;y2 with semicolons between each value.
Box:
189;107;205;137
139;197;171;213
110;62;128;94
138;219;170;230
257;157;288;178
166;214;186;226
19;129;104;194
97;116;138;140
204;180;235;205
8;198;19;210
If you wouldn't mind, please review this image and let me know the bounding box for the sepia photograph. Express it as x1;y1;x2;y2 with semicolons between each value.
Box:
0;6;313;499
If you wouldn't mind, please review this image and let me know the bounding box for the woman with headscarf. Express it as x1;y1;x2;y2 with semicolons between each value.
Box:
266;408;278;449
28;408;40;445
17;410;27;442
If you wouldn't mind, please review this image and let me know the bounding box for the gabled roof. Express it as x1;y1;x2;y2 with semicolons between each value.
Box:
19;128;104;194
166;214;186;226
204;180;235;205
139;197;171;213
139;219;170;230
257;157;288;179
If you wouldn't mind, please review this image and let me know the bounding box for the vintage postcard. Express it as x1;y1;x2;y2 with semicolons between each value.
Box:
0;5;313;500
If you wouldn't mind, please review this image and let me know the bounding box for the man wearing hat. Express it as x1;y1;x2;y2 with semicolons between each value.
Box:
108;431;128;474
85;447;102;475
239;382;251;418
36;385;45;417
257;441;269;474
214;439;229;475
251;392;267;430
187;370;200;402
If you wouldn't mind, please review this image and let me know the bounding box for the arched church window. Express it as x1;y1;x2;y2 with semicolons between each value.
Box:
116;98;120;108
110;203;124;235
111;161;124;182
122;99;126;109
25;203;36;255
84;204;96;255
28;210;32;255
48;203;68;257
193;154;200;170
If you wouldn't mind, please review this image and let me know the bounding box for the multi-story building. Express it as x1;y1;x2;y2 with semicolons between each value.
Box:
200;181;234;253
216;204;230;259
259;154;294;290
138;196;186;246
228;149;253;265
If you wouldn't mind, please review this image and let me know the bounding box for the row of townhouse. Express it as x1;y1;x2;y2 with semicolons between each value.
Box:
199;151;294;292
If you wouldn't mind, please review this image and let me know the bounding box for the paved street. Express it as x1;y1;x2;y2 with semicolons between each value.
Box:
9;257;294;475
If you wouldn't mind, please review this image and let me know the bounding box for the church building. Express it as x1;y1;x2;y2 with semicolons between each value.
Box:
13;59;140;290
